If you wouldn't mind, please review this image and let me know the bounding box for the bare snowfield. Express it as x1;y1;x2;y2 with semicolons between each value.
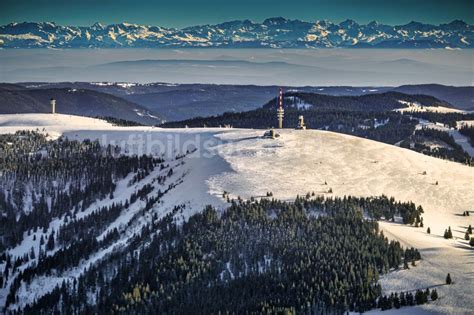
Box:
395;101;466;114
396;106;465;114
0;114;473;314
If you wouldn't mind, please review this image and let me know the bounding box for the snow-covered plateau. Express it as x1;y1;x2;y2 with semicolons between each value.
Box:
0;114;473;314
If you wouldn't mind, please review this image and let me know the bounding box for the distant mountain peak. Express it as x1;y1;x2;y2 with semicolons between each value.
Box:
367;20;380;27
340;19;358;28
91;22;105;30
263;17;289;25
446;19;468;28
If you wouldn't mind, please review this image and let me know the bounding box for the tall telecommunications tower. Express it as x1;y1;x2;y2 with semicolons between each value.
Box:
277;88;284;129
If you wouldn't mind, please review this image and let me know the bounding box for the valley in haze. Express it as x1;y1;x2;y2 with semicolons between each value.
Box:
0;48;473;86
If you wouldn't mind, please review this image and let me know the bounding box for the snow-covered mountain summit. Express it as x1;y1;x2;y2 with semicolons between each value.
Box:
0;114;474;314
1;18;472;48
0;113;473;313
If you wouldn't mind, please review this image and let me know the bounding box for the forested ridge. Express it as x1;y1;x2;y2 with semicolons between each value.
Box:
261;92;451;112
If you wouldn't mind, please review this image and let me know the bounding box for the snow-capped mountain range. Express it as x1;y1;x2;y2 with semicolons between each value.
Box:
0;18;472;48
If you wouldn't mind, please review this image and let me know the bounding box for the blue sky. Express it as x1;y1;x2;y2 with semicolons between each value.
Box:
1;0;472;27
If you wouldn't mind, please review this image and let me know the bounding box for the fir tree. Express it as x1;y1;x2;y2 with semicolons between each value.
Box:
446;273;452;285
400;292;407;306
444;227;453;239
393;293;401;309
415;290;427;304
46;231;55;251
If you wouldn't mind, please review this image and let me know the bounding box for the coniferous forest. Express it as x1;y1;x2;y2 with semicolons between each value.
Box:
12;197;428;315
0;131;162;250
400;127;473;165
0;131;438;314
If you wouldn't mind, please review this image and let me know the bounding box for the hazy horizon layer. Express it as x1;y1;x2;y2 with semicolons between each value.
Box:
0;48;472;86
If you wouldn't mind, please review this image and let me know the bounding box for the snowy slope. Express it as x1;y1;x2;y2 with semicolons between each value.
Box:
0;113;473;314
210;129;474;315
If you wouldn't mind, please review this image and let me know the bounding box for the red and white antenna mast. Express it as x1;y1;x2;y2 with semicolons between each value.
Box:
277;87;284;129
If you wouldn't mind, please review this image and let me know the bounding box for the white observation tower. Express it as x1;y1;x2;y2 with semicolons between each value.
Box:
277;88;284;129
50;98;56;114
